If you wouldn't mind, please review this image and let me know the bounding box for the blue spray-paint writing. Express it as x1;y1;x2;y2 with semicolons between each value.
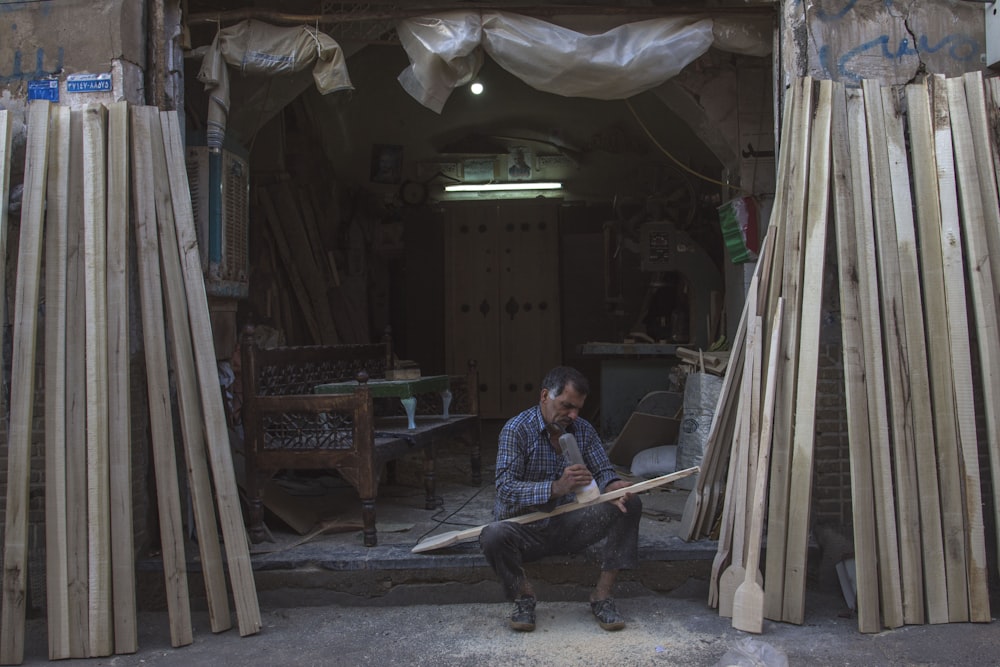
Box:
820;33;980;83
0;45;64;83
813;0;897;22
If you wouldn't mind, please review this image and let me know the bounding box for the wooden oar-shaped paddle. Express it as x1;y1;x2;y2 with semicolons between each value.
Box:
411;466;699;553
733;299;784;633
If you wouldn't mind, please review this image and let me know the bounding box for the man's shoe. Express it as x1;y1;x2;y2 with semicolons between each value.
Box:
590;598;625;631
509;596;536;632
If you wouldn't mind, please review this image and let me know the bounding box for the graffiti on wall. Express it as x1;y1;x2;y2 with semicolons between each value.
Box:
0;1;64;83
808;0;981;83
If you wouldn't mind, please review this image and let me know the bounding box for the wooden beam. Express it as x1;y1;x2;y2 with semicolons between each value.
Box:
945;75;1000;617
905;79;969;624
106;100;138;654
130;106;194;648
863;79;924;625
65;108;91;657
881;84;948;625
0;99;51;666
782;78;833;625
731;298;784;634
82;102;113;657
147;110;232;634
929;74;991;622
43;105;72;659
160;111;262;637
764;76;814;622
959;71;1000;580
845;85;904;629
829;81;880;634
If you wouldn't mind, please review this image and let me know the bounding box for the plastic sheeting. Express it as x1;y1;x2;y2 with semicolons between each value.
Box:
397;11;717;114
198;20;354;148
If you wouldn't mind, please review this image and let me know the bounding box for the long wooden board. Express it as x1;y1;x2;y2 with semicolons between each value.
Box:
830;81;880;634
412;467;699;553
846;85;904;629
0;100;51;666
959;71;1000;579
906;79;969;624
43;105;72;659
106;100;138;654
782;78;833;625
147;110;232;634
881;84;947;625
82;102;113;657
946;75;1000;616
131;106;194;648
65;108;91;657
161;111;262;636
764;76;814;622
731;299;783;634
863;79;924;625
929;74;991;622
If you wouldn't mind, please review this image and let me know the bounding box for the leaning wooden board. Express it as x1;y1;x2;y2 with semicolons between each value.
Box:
845;86;904;630
906;79;969;624
881;83;948;625
930;75;991;623
1;100;51;666
782;78;832;625
161;111;262;636
830;80;880;634
412;467;699;553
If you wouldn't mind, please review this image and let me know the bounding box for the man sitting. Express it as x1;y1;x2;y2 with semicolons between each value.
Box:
480;366;640;632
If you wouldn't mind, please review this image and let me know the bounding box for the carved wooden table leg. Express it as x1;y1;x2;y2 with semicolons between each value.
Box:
361;498;378;547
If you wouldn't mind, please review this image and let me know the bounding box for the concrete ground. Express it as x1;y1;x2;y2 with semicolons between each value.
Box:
19;421;1000;664
20;579;1000;666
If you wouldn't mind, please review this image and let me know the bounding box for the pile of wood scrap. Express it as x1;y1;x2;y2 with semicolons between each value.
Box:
682;72;1000;635
1;101;261;664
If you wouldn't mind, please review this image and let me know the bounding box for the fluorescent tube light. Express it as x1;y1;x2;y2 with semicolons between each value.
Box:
444;182;563;192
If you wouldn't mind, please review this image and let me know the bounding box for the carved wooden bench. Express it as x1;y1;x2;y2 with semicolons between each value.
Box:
239;329;480;547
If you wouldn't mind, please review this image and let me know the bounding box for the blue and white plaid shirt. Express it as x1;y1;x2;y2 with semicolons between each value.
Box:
493;405;619;521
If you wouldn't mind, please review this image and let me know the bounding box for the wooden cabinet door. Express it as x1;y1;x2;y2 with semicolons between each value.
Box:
445;201;561;419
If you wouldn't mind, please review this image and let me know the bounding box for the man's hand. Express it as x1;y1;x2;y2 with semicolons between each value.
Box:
605;479;634;513
550;464;593;498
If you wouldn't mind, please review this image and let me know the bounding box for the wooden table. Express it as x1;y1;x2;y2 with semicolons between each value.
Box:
314;375;452;429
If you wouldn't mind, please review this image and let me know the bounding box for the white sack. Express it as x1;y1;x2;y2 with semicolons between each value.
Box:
198;20;354;147
396;11;714;113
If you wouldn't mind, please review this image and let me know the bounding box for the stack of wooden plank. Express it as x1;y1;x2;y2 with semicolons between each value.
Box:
1;101;261;665
683;72;1000;634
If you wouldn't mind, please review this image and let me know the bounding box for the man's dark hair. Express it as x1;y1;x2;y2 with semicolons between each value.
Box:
541;366;589;398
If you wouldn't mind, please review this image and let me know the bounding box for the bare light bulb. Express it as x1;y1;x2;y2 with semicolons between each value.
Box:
470;82;484;95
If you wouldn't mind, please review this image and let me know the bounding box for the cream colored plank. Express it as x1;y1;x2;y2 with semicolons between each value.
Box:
764;76;813;622
131;106;193;648
148;111;232;634
65;108;90;657
945;76;997;620
0;100;51;666
782;79;832;625
106;100;137;654
930;74;991;623
906;79;969;623
881;83;948;625
830;81;880;633
845;86;904;629
732;299;784;634
82;102;113;657
960;71;1000;581
44;105;71;659
161;111;261;636
863;79;924;625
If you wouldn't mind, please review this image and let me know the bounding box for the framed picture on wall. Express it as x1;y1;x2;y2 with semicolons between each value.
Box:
370;144;404;184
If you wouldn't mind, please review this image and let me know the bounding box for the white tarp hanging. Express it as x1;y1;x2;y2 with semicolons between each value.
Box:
397;11;717;114
198;20;354;148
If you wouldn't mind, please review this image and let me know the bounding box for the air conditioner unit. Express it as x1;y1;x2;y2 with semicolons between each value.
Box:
185;145;250;298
